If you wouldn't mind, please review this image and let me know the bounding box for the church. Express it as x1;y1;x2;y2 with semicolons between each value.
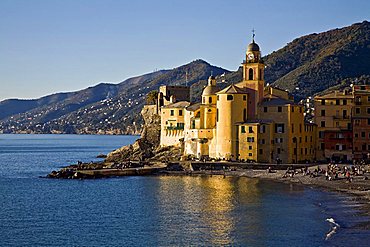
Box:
157;37;317;164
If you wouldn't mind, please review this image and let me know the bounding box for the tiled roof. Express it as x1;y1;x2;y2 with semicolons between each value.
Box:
216;84;248;94
186;103;201;111
162;101;190;108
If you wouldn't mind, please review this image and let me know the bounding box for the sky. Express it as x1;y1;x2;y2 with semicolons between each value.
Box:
0;0;369;101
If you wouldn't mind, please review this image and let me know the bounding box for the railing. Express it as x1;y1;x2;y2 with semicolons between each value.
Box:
166;126;184;130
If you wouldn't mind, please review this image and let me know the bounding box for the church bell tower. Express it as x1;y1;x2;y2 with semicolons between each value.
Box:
236;31;265;119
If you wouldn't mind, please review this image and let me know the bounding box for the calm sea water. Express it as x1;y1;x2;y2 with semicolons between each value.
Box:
0;134;369;246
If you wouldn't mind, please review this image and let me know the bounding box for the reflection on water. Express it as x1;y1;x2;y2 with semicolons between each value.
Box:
156;175;262;245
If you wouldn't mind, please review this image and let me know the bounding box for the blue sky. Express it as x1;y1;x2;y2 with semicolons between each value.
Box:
1;0;369;100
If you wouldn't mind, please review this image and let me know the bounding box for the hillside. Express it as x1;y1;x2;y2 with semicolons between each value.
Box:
264;20;370;99
0;60;228;134
0;21;369;134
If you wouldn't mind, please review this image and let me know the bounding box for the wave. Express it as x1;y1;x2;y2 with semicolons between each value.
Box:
325;217;340;240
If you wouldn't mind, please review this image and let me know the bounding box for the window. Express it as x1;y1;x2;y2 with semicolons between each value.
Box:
343;110;347;118
291;124;294;133
362;132;366;138
291;106;294;112
321;121;325;127
321;110;325;116
249;126;253;133
248;68;254;80
275;138;283;143
367;108;370;114
275;123;284;133
259;149;263;155
264;107;268;112
262;125;266;133
278;106;282;112
362;144;367;151
321;143;325;150
321;99;325;105
356;108;360;114
209;97;212;104
299;124;302;133
343;99;347;105
355;133;359;138
294;148;297;155
305;136;308;142
243;95;247;101
249;153;253;157
217;95;219;101
247;137;255;142
336;99;340;105
319;131;324;138
179;110;183;116
227;95;233;101
277;148;281;154
243;109;246;121
241;126;246;133
170;110;174;116
368;118;370;125
249;146;252;150
261;139;265;144
368;96;370;102
216;109;219;122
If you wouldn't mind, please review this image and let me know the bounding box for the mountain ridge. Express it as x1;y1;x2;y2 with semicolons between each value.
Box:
0;21;369;134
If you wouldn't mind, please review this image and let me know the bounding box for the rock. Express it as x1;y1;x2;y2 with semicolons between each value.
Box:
105;105;161;162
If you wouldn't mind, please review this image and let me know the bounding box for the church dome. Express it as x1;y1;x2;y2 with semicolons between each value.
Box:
247;41;260;52
202;85;220;96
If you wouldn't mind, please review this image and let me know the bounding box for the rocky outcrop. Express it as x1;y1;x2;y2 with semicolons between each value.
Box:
105;105;165;162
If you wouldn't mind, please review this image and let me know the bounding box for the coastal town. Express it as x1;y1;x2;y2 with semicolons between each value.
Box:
47;38;370;207
157;38;370;164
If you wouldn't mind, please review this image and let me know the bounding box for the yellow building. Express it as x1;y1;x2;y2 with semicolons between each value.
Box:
352;85;370;160
314;90;353;162
158;37;317;164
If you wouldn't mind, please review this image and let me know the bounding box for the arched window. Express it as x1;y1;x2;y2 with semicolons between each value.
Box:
248;68;254;80
209;97;212;104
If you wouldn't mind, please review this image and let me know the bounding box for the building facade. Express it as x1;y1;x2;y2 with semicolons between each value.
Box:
158;38;317;164
314;85;370;162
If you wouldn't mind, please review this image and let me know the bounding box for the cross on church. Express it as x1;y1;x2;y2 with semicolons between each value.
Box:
252;28;256;42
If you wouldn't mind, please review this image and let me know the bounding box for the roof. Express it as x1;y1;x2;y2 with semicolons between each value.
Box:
247;41;260;52
216;84;248;94
260;97;298;106
186;103;201;112
315;91;353;99
162;101;190;109
202;85;220;96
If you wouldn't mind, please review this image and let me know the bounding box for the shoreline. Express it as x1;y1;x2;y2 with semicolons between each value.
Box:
163;168;370;226
46;160;370;229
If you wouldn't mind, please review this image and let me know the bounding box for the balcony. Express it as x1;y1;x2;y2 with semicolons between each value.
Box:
333;115;350;120
166;126;184;130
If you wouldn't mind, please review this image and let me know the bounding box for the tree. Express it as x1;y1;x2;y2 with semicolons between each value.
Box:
146;90;158;105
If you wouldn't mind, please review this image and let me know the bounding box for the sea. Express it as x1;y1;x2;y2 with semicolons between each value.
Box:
0;134;369;246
